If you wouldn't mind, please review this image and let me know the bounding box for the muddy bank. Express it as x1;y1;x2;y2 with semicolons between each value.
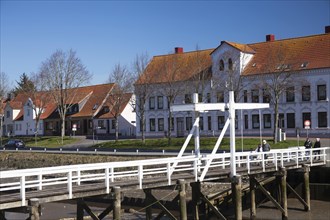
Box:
0;152;155;170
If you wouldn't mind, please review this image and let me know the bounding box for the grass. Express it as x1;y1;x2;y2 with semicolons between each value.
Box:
1;136;78;148
94;137;299;152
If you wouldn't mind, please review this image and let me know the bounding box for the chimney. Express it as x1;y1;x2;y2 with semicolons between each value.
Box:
175;47;183;54
325;26;330;34
266;34;275;42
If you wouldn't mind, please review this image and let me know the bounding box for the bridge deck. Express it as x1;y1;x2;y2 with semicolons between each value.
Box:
0;157;325;210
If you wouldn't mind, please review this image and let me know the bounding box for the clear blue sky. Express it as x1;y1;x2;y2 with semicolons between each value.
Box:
1;0;329;88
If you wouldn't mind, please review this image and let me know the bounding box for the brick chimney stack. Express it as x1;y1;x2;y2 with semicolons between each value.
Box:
325;26;330;34
175;47;183;54
266;34;275;42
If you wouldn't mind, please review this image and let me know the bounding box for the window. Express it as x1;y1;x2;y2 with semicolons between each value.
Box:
185;94;192;104
218;116;225;130
243;90;248;103
244;115;249;129
317;85;326;101
46;122;53;130
199;117;204;130
286;86;295;102
206;93;211;103
111;120;116;129
149;118;155;131
287;113;295;128
149;97;155;109
208;116;212;130
217;92;224;102
27;109;30;116
278;113;284;128
219;59;224;71
198;93;202;103
98;120;105;129
302;112;311;128
251;90;259;103
263;89;270;103
186;117;192;131
318;112;327;128
228;58;233;70
302;86;311;101
158;118;164;131
263;114;271;128
252;114;259;129
157;96;163;109
6;111;10;118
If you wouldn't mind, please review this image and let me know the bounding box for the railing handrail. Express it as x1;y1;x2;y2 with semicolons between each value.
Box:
0;147;328;207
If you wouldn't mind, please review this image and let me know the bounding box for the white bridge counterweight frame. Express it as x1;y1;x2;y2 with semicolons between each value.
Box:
171;91;269;177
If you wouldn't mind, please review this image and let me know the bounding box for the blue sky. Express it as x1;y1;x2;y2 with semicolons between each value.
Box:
1;0;329;87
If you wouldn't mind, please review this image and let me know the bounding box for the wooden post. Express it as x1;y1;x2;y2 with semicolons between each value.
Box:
280;168;288;220
303;165;311;211
144;189;153;220
231;175;242;220
178;179;187;220
77;199;84;220
191;181;201;220
249;176;257;220
29;198;40;220
113;186;121;220
0;210;6;220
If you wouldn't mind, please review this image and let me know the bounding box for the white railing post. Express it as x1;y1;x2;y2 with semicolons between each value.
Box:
138;165;143;189
194;160;198;182
105;168;110;194
67;171;72;199
77;168;81;186
110;167;114;182
38;173;42;190
247;154;250;174
167;163;171;185
20;175;26;206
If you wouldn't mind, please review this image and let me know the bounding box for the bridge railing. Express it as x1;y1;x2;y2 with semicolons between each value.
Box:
0;147;328;207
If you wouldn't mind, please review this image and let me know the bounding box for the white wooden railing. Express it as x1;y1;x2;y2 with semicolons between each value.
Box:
0;147;328;206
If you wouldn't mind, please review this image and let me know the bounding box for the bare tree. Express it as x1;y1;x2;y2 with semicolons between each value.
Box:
133;52;151;144
40;49;92;143
157;54;187;145
21;72;50;145
108;63;134;141
258;44;300;143
0;72;9;146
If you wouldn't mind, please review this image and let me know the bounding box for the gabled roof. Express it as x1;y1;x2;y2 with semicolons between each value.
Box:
242;34;330;75
10;83;117;121
138;32;330;84
136;49;213;85
96;93;133;119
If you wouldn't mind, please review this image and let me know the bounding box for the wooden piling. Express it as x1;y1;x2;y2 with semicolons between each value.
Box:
249;176;257;220
144;189;153;220
303;165;311;211
113;186;121;220
280;168;288;220
231;175;242;220
191;181;201;220
76;199;84;220
29;198;40;220
177;179;187;220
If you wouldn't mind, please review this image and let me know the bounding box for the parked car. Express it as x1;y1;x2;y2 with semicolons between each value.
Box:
4;139;26;149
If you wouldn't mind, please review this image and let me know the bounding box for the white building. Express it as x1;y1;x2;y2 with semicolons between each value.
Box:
135;27;330;139
2;84;136;138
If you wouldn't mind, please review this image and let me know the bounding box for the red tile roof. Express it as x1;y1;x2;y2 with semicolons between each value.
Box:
137;33;330;84
136;49;213;84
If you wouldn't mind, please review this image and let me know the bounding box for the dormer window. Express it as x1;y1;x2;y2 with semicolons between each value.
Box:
92;104;98;110
219;59;224;71
228;58;233;70
104;106;110;113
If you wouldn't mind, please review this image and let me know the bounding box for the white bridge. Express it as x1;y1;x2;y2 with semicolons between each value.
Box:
0;146;328;209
